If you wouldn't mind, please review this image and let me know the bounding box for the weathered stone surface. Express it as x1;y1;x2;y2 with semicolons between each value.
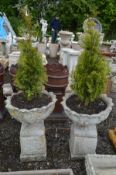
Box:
0;169;74;175
69;124;97;158
20;122;46;162
20;121;44;137
8;51;20;68
62;92;113;158
5;91;56;124
59;48;81;73
85;154;116;175
2;83;13;96
0;57;9;69
111;76;116;92
62;93;113;126
5;91;57;162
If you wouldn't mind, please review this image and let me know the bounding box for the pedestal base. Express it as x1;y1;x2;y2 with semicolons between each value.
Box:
69;124;97;158
20;121;46;162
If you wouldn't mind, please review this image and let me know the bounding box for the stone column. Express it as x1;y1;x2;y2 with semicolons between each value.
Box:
69;123;97;158
20;120;46;162
66;50;81;73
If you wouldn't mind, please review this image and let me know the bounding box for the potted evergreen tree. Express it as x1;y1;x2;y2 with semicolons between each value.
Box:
61;21;113;158
5;10;56;162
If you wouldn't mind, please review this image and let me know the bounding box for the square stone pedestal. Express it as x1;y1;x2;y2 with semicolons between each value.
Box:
20;121;46;162
69;124;97;158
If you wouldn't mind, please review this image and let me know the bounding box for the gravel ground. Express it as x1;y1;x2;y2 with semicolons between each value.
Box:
0;56;116;174
0;109;116;175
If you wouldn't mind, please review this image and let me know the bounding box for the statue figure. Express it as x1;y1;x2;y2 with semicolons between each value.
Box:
40;18;48;42
6;32;12;56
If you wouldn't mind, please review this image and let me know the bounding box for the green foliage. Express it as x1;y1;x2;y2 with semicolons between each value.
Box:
0;0;116;39
14;11;47;101
19;8;41;39
15;40;47;101
71;21;109;105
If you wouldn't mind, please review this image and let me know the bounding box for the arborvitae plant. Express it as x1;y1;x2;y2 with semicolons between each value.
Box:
71;20;109;105
14;9;47;101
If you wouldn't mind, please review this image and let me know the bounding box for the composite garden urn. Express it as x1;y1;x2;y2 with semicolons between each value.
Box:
59;31;73;48
5;90;57;162
61;92;113;158
49;43;59;58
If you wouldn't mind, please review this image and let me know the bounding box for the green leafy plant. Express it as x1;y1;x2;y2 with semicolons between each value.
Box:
14;9;47;101
71;20;109;105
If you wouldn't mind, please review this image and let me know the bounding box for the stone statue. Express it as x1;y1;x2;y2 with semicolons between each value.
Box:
6;32;12;55
40;18;48;42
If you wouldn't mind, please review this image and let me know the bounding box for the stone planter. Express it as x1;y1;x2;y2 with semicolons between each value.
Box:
71;41;82;51
45;64;69;112
8;51;20;68
0;57;9;69
66;49;81;73
61;92;113;158
60;48;81;73
60;48;72;66
38;43;46;54
2;83;13;97
85;154;116;175
49;43;59;58
5;91;56;162
0;169;73;175
59;31;73;48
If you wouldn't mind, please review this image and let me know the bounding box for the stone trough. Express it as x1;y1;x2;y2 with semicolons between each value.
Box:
85;154;116;175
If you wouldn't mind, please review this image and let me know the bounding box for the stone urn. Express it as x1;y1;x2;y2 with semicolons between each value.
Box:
8;51;20;68
38;43;46;54
5;90;57;162
59;31;73;48
61;92;113;158
49;43;59;58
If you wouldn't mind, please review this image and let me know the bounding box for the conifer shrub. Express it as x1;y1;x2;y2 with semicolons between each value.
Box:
71;21;109;105
14;9;47;101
